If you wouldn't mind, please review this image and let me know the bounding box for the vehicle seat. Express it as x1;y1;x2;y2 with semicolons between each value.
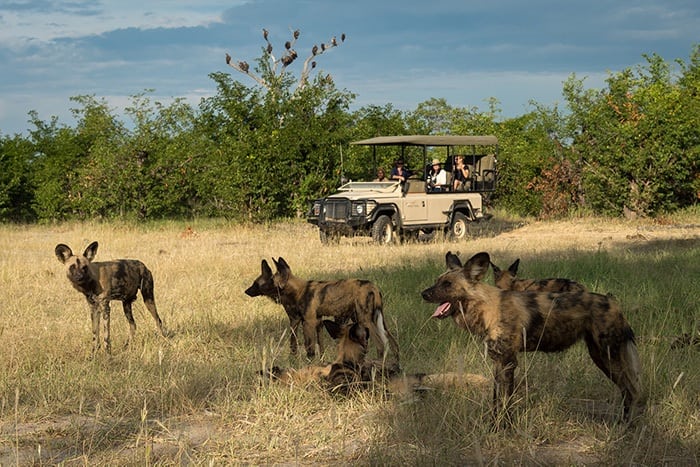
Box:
443;172;453;192
406;180;426;194
475;155;496;190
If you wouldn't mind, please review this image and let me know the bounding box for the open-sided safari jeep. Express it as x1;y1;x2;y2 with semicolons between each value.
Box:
307;135;497;244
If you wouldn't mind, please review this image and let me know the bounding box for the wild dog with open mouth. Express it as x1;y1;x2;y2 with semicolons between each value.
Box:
55;241;165;353
245;257;400;363
422;251;643;420
491;258;587;293
263;319;488;395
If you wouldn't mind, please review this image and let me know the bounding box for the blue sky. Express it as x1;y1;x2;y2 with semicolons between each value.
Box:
0;0;698;136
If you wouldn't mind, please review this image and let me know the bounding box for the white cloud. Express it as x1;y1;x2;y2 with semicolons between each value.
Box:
0;1;240;49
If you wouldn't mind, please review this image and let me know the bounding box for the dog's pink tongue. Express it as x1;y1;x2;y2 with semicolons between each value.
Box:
432;302;451;318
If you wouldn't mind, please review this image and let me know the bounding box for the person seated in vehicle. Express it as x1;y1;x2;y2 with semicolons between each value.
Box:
374;167;388;181
427;158;448;192
452;155;471;191
390;159;411;183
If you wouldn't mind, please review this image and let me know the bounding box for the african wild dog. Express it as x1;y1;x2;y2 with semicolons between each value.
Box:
245;259;307;356
245;257;400;363
55;241;165;353
263;319;373;393
422;251;643;421
490;258;588;293
263;319;488;395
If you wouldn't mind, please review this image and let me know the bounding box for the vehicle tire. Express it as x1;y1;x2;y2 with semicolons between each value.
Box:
449;212;470;241
371;215;395;244
319;229;340;245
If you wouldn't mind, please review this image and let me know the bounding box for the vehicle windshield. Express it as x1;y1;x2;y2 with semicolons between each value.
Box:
338;181;397;191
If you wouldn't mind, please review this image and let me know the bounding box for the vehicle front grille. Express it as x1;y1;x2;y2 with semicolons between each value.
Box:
324;200;349;221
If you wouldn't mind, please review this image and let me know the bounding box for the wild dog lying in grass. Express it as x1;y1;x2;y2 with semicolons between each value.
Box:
422;251;643;421
55;241;165;353
263;319;488;396
263;319;374;393
491;258;587;293
245;257;400;363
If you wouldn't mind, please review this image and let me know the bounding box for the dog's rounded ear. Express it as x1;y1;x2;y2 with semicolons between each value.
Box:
508;259;520;274
466;252;491;282
261;259;273;277
275;257;291;272
83;241;99;262
55;244;73;264
446;251;462;270
274;257;291;285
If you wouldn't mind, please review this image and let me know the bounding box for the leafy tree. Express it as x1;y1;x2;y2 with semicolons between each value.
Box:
406;98;472;135
65;95;129;219
27;112;84;221
0;134;35;221
122;92;207;219
213;28;355;221
196;73;261;219
564;48;700;217
497;103;584;218
345;104;409;180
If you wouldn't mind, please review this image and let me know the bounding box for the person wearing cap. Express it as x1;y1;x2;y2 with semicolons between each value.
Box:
427;158;447;191
390;159;411;183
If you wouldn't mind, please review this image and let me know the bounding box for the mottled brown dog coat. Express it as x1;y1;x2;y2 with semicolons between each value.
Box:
491;258;587;293
245;257;399;363
422;251;643;421
55;241;165;352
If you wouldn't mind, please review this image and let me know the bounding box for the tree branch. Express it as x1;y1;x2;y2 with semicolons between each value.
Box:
225;28;345;93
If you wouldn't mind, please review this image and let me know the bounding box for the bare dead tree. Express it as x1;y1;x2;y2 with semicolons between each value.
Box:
225;28;345;92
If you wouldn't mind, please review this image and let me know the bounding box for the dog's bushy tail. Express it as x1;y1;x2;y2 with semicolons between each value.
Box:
621;335;644;411
139;264;156;302
368;291;400;363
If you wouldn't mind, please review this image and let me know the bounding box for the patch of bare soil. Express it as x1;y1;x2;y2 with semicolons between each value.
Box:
0;413;228;465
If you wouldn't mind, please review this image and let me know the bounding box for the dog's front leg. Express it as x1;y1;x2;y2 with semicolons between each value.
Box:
288;314;301;355
99;300;112;353
302;318;319;359
315;321;324;355
89;302;101;353
491;360;513;428
490;350;517;425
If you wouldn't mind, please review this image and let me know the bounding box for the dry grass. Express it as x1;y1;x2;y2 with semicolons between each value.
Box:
0;214;699;465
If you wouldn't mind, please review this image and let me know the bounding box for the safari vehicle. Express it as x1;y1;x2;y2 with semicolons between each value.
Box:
307;135;497;244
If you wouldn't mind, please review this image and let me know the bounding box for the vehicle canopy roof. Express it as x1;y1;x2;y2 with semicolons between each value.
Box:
350;135;498;147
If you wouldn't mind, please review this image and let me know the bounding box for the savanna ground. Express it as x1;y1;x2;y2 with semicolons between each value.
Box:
1;211;699;465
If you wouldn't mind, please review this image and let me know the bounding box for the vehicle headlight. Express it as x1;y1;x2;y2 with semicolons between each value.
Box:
312;201;321;216
355;203;364;215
